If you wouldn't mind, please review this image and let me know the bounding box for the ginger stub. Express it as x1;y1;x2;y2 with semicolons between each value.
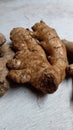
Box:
7;21;67;94
0;34;14;96
62;39;73;76
0;33;6;46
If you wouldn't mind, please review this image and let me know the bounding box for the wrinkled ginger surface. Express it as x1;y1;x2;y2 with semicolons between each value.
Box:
0;34;14;96
7;21;68;93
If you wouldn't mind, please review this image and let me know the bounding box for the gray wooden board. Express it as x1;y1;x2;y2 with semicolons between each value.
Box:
0;0;73;130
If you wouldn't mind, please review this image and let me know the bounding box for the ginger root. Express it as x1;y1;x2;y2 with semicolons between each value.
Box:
0;33;6;46
62;39;73;61
62;39;73;76
0;34;14;96
0;33;6;57
7;21;67;94
31;21;68;79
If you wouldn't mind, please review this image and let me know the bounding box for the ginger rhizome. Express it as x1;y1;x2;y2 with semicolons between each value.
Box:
0;33;6;57
0;34;14;96
0;33;6;46
7;21;67;94
62;39;73;76
31;21;68;87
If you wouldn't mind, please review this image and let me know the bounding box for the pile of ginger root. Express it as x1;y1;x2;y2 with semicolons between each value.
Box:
0;21;73;96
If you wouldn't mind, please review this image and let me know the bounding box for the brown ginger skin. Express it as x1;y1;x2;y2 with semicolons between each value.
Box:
0;33;6;46
0;34;14;96
62;39;73;76
31;21;68;86
62;39;73;60
7;27;55;93
0;33;6;57
7;21;67;94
